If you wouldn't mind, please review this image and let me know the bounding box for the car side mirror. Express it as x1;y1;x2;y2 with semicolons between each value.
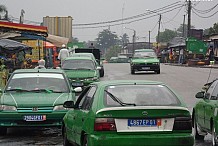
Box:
73;87;82;93
63;101;75;108
96;66;101;70
195;92;205;99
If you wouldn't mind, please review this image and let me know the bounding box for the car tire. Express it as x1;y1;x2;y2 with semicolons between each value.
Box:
100;68;104;77
0;127;7;135
212;124;218;146
82;135;88;146
131;69;135;74
63;127;72;146
193;115;205;140
156;69;160;74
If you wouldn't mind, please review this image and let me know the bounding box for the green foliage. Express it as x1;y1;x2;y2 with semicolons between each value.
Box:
157;29;177;43
208;23;218;35
96;29;119;53
120;33;129;45
105;45;121;61
72;37;79;43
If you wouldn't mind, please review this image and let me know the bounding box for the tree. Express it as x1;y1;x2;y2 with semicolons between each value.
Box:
176;24;195;38
157;29;177;43
120;33;129;46
105;45;121;61
0;5;8;20
96;29;119;54
72;37;79;43
208;23;218;35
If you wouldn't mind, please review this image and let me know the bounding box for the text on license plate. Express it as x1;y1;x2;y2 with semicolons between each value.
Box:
128;119;161;127
24;115;46;121
141;67;150;70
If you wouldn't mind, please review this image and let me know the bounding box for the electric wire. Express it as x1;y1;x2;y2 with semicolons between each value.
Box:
193;9;218;18
192;3;218;14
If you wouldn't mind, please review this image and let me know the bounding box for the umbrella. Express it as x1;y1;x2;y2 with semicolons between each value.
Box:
0;38;32;53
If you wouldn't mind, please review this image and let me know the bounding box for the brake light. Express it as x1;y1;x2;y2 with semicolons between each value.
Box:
94;118;116;131
173;116;192;131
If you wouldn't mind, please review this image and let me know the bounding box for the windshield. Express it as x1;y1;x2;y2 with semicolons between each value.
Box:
105;84;180;106
62;59;95;70
6;73;69;93
133;51;157;58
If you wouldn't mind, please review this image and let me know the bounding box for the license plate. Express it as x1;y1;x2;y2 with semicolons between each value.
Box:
24;115;46;121
72;82;83;86
128;119;161;127
142;67;150;70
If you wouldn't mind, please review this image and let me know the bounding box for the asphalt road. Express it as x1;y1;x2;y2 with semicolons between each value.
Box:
1;63;218;146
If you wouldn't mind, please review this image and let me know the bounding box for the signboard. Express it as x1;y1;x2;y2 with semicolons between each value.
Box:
186;37;207;55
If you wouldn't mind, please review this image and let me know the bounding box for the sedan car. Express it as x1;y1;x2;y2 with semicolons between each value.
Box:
61;56;101;88
62;80;194;146
0;69;80;135
192;79;218;146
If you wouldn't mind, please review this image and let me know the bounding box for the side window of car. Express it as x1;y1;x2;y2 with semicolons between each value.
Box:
77;86;91;108
81;86;97;110
211;81;218;100
206;81;218;99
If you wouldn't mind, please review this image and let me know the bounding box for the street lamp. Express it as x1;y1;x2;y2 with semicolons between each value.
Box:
124;27;136;53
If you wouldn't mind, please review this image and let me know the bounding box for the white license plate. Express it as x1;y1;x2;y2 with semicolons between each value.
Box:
142;67;150;70
128;119;161;127
24;115;46;121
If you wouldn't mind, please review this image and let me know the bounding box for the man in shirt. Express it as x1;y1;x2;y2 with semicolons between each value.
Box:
58;44;69;65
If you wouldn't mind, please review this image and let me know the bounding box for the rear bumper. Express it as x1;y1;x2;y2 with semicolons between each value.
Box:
88;133;194;146
0;111;66;127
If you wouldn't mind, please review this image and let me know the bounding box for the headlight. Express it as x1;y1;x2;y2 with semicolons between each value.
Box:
85;77;98;81
0;105;17;111
53;105;67;111
153;62;160;65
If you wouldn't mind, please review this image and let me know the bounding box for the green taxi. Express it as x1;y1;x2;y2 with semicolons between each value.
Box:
130;49;160;74
61;57;101;88
0;69;80;135
193;79;218;146
62;80;194;146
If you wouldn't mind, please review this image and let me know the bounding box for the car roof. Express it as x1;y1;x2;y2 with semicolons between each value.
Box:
12;69;65;74
91;80;164;87
72;53;95;56
65;56;93;60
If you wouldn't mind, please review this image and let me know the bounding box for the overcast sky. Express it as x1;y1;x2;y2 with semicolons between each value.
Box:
1;0;218;42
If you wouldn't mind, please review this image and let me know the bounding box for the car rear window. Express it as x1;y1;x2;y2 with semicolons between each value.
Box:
62;59;95;70
104;84;181;106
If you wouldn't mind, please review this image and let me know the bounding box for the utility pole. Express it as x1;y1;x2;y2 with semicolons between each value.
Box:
133;30;136;53
157;14;161;54
187;0;191;37
148;30;151;49
182;15;186;37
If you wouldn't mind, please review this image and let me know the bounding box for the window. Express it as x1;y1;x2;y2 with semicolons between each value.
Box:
206;81;217;99
210;81;218;100
81;86;97;110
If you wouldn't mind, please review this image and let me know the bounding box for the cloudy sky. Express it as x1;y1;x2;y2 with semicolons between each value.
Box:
1;0;218;42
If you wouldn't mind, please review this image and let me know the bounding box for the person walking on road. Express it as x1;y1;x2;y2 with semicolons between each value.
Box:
58;44;69;65
178;47;184;64
35;59;46;69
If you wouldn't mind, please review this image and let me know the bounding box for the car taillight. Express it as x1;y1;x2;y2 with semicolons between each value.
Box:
94;118;116;131
173;116;192;131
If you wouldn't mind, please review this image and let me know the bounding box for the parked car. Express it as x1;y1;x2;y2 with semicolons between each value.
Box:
61;56;101;88
0;69;81;135
117;55;129;63
192;79;218;146
109;57;119;63
62;80;194;146
130;49;160;74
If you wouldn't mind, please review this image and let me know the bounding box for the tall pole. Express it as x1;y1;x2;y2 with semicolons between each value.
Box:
187;0;191;37
157;14;161;54
149;30;151;49
182;15;186;37
133;30;136;53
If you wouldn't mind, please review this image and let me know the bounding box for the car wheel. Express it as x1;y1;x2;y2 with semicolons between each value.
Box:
63;127;72;146
212;124;218;146
82;135;88;146
156;69;160;74
193;115;205;140
0;127;7;135
100;68;104;77
131;69;135;74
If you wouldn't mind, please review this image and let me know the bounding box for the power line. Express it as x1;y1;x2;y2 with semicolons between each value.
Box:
192;2;218;14
73;5;185;29
193;9;218;18
72;1;183;26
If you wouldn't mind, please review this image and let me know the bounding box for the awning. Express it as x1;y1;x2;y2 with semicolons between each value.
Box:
168;37;186;48
46;34;69;47
0;38;32;53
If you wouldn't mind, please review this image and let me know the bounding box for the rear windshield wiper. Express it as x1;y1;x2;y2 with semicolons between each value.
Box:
104;90;136;106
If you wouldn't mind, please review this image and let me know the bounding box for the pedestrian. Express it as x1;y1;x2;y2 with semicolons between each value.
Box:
58;44;69;65
208;46;214;61
172;49;177;63
178;47;184;64
35;59;46;69
89;43;96;49
16;50;25;69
